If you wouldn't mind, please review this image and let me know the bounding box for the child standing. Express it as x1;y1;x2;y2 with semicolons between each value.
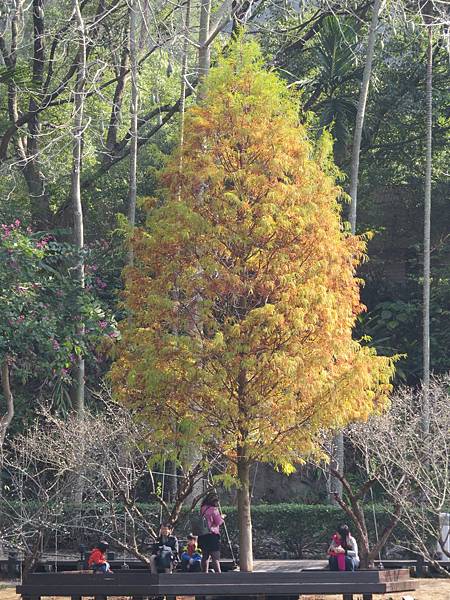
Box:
197;493;225;573
180;534;202;572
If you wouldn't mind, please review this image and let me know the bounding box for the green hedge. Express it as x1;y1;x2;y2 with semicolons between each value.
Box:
1;501;410;559
179;503;411;559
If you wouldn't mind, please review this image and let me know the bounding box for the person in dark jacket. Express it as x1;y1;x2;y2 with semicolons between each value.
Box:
150;523;179;574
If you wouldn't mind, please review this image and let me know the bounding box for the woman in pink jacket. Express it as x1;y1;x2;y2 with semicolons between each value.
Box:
198;492;225;573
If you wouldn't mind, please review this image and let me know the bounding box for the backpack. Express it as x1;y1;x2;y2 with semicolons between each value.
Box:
190;507;211;536
155;545;173;570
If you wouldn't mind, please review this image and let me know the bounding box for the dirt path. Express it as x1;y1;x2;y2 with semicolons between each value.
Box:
286;578;449;599
1;578;449;600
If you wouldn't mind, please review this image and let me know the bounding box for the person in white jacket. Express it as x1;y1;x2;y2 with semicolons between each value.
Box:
327;524;360;571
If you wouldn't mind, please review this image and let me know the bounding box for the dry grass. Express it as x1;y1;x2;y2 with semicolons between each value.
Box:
286;578;449;600
1;578;449;600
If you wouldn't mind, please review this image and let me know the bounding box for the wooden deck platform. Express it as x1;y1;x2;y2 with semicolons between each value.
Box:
16;568;417;600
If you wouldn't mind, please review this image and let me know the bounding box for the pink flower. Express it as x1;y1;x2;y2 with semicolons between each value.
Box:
36;235;52;249
52;339;60;350
14;219;20;227
17;315;25;323
95;277;107;289
98;320;108;329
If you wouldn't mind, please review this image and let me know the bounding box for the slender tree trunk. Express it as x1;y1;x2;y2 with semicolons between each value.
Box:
237;449;253;572
71;0;87;417
178;0;191;191
105;43;129;159
330;435;344;502
127;0;139;265
331;0;382;501
25;0;52;228
0;359;14;450
164;461;178;502
198;0;211;96
422;26;433;434
22;163;52;228
349;0;382;230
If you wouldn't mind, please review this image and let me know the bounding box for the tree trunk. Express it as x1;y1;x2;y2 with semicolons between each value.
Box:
22;162;52;228
105;44;129;159
178;0;191;195
0;360;14;450
422;25;432;434
237;450;253;572
164;461;178;502
127;0;139;265
71;0;86;416
330;435;344;502
24;0;52;229
198;0;211;96
349;0;382;230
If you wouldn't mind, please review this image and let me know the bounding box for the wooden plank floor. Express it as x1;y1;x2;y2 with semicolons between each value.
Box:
253;560;328;572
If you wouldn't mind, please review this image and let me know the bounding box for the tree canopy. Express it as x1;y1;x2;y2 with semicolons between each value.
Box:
111;39;395;570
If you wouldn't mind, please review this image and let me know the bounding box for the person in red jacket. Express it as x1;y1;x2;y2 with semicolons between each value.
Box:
88;541;113;573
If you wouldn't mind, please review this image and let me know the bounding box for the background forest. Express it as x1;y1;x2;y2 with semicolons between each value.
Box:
0;0;449;570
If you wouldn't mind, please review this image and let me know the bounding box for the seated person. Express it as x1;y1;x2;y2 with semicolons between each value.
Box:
180;534;202;572
328;524;359;571
88;540;113;573
150;522;179;574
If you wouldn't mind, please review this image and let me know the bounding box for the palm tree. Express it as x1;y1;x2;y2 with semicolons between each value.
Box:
313;16;361;164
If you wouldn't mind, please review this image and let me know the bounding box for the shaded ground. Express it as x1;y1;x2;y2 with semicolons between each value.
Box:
1;578;450;600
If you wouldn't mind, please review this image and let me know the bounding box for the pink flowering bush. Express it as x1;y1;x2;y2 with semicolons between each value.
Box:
0;224;118;392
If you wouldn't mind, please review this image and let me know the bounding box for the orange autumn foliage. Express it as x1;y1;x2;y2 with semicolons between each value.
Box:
110;40;394;473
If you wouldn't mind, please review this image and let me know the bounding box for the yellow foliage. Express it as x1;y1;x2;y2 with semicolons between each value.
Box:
110;39;394;471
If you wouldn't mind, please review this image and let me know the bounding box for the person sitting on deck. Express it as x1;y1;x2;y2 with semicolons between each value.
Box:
88;540;112;574
180;534;202;572
327;524;360;571
150;522;179;574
